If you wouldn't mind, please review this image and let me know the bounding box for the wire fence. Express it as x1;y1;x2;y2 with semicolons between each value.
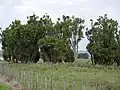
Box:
0;63;114;90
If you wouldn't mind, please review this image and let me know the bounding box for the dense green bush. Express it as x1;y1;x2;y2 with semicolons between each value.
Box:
1;14;84;63
86;14;120;66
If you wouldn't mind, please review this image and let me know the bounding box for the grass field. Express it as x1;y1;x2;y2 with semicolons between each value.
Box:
2;59;120;90
0;84;11;90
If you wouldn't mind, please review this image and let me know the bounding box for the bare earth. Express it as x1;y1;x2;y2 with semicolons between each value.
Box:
0;74;24;90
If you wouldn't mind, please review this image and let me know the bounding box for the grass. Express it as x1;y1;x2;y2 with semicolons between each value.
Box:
0;84;11;90
3;59;120;90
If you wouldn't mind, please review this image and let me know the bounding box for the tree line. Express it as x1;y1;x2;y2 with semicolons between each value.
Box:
1;14;120;66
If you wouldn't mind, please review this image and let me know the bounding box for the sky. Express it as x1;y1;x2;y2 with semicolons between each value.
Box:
0;0;120;51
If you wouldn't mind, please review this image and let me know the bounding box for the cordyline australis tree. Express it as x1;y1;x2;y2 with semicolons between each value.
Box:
86;14;120;66
1;14;84;63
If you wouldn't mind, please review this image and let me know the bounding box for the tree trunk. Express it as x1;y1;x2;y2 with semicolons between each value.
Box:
91;54;95;66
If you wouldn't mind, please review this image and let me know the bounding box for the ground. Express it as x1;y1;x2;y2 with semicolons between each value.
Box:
0;74;23;90
0;84;11;90
5;59;120;90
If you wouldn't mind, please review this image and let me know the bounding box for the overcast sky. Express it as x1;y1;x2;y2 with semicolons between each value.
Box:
0;0;120;51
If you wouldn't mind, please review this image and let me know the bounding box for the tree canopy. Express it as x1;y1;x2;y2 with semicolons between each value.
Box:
1;14;84;63
86;14;120;66
1;13;120;66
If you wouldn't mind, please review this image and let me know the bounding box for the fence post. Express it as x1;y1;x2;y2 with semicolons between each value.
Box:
19;70;21;83
36;73;38;90
45;76;48;89
50;75;52;90
40;75;43;90
37;73;40;90
23;71;27;90
72;81;75;90
1;64;4;75
82;81;85;90
20;70;22;84
31;72;34;90
27;76;30;90
33;72;35;90
15;73;18;83
56;76;58;90
64;77;67;90
29;72;32;90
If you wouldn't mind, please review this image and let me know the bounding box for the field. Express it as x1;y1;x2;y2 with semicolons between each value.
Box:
1;59;120;90
0;84;11;90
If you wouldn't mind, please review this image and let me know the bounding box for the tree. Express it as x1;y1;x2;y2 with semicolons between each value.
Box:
4;14;120;65
86;14;120;66
2;14;81;63
38;14;75;63
2;20;22;62
1;14;45;63
54;15;84;59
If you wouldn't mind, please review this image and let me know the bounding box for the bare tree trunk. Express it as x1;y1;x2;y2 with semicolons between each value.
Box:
91;54;95;67
76;44;79;59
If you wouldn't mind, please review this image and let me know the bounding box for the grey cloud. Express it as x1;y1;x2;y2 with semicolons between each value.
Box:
0;0;120;50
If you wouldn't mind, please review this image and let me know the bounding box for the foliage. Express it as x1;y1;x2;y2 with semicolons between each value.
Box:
86;14;120;66
38;37;67;63
0;84;11;90
8;60;120;90
1;14;84;63
2;15;44;63
54;15;85;59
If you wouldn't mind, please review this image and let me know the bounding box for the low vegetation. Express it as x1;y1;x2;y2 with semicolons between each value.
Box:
0;84;11;90
4;59;119;90
1;12;120;89
86;14;120;66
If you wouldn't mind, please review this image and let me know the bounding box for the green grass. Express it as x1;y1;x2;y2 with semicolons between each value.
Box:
0;84;11;90
5;59;120;90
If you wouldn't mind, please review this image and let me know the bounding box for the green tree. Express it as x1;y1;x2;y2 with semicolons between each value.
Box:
2;14;45;63
86;14;120;66
54;15;84;59
1;14;84;63
38;14;75;63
